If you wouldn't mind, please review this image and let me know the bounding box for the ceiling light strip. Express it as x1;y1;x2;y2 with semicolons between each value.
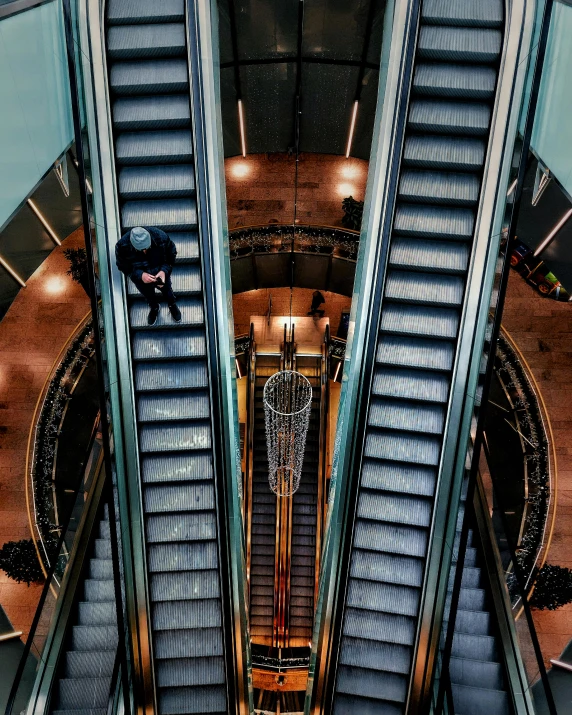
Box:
533;208;572;257
0;255;26;287
27;199;62;246
238;99;247;157
345;100;359;159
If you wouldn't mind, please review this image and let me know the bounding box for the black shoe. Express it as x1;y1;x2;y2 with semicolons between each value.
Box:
169;303;182;323
147;306;160;326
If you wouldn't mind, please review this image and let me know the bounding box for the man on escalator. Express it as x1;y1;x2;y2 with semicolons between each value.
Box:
115;226;181;326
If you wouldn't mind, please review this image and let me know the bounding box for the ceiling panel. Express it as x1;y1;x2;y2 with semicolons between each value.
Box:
233;0;299;60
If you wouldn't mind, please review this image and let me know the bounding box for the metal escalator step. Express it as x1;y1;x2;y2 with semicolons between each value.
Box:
343;607;417;645
399;169;480;206
365;429;441;466
158;684;227;715
142;452;213;484
154;627;224;659
116;130;192;165
157;656;226;687
333;693;402;715
369;397;445;434
451;683;510;715
113;95;190;131
339;637;411;675
385;269;465;307
351;550;423;588
107;0;184;25
137;390;210;422
452;632;498;661
71;626;118;652
133;328;205;361
65;650;116;678
361;459;436;497
336;665;407;704
409;99;490;135
107;23;185;60
144;480;215;514
78;602;116;626
110;59;188;95
461;566;482;588
464;546;478;566
358;491;432;528
454;609;491;635
394;204;474;240
139;421;211;453
148;541;218;573
94;538;112;560
52;710;106;715
89;559;113;579
390;237;469;274
135;361;208;392
376;335;454;372
119;165;195;199
354;520;428;558
414;63;497;100
449;656;504;690
56;678;109;709
403;135;485;171
421;0;503;28
150;570;220;602
127;263;201;295
147;511;217;543
380;303;459;340
418;27;502;63
153;599;222;631
347;580;420;617
170;232;200;262
84;579;114;602
372;366;450;403
122;198;197;231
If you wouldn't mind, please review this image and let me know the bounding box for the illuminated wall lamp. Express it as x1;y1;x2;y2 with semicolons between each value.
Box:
0;255;26;288
27;199;61;246
533;208;572;257
345;100;359;159
238;99;246;157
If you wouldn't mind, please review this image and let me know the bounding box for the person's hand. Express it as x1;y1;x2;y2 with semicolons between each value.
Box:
156;271;166;285
142;272;156;284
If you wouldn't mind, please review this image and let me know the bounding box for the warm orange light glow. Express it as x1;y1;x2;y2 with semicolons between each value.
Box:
231;161;250;179
345;100;359;158
45;275;67;295
341;163;360;179
337;182;356;197
238;99;247;157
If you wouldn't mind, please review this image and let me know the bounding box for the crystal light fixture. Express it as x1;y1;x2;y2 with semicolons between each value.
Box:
263;370;312;497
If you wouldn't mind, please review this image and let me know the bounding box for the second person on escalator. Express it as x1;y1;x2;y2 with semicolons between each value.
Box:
115;226;181;326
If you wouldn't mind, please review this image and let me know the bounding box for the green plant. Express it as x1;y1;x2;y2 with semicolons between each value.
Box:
63;247;91;297
530;563;572;610
0;539;44;586
341;196;364;231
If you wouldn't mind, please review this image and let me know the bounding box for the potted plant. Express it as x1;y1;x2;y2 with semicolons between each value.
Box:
341;196;364;231
64;247;91;297
0;539;44;586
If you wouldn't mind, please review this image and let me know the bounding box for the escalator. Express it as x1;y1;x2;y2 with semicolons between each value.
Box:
103;0;230;711
329;0;510;711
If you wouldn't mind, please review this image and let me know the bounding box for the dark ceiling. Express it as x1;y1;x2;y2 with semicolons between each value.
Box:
217;0;388;159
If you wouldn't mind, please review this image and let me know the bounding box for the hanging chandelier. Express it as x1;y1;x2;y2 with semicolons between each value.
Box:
263;370;313;497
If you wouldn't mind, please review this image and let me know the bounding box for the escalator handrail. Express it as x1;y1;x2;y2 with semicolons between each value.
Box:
245;326;257;594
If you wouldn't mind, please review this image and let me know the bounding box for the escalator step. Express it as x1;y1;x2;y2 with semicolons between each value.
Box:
142;452;213;484
369;397;445;434
403;135;485;171
394;203;474;240
421;0;503;28
351;551;423;588
147;512;217;544
347;580;420;617
71;626;118;652
64;650;116;679
154;628;224;659
365;429;441;466
107;23;186;60
449;656;504;690
389;237;469;274
119;164;195;199
380;303;459;340
116;130;193;165
170;232;200;263
414;63;497;100
399;169;479;206
156;656;226;687
360;459;436;497
150;570;220;603
113;95;190;131
56;678;109;709
376;335;454;372
339;637;411;675
336;665;407;704
452;632;498;661
89;559;113;580
94;539;112;560
84;579;115;602
418;27;502;63
144;481;215;513
133;329;205;361
372;366;450;403
357;491;432;529
343;607;417;646
158;684;227;715
110;59;188;95
153;599;222;631
135;361;208;392
353;520;428;558
333;693;402;715
77;602;116;626
130;297;203;329
148;541;218;573
451;683;510;715
409;99;490;135
453;609;491;636
107;0;184;25
137;390;210;422
122;197;197;230
385;269;465;307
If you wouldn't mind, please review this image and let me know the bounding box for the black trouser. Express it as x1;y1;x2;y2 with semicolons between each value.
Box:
131;268;175;309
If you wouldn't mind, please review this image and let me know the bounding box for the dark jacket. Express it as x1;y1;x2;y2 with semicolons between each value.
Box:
115;227;177;282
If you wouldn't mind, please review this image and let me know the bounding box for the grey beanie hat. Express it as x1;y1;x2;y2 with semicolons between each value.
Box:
130;226;151;250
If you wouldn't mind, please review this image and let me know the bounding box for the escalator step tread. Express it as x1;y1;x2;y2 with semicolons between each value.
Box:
409;99;490;135
77;602;116;626
122;197;197;231
71;626;119;652
347;580;420;618
84;579;115;602
107;0;184;25
453;608;491;636
119;164;195;200
361;459;436;497
376;334;454;374
399;169;480;205
372;365;450;403
156;656;226;688
153;599;222;631
146;511;217;543
350;550;423;588
107;23;186;60
113;95;190;131
339;637;411;675
135;361;208;393
64;650;116;679
139;421;211;453
336;665;407;704
154;628;224;660
56;679;110;710
138;390;210;422
449;656;504;690
389;237;470;274
130;297;203;329
357;491;432;528
333;693;403;715
150;570;220;602
353;519;428;558
403;134;486;171
116;130;193;165
110;59;189;95
421;0;503;28
133;328;205;361
141;452;213;484
451;683;510;715
342;607;417;645
380;303;459;340
414;63;497;99
148;541;218;573
369;396;445;434
452;632;498;661
365;429;441;466
418;26;502;63
158;683;227;714
394;203;475;240
386;269;465;306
